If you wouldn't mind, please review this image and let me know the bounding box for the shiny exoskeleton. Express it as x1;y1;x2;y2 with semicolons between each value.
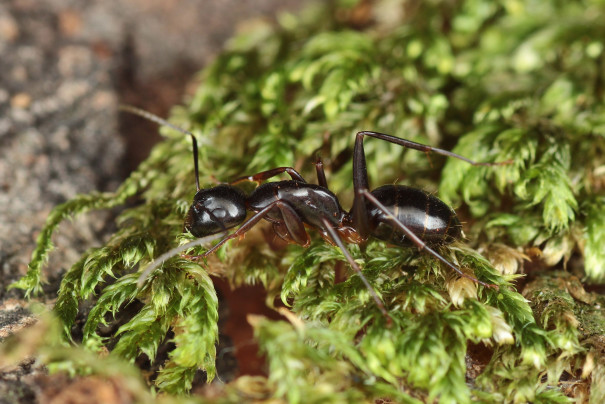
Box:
123;106;503;323
366;185;461;247
185;176;362;259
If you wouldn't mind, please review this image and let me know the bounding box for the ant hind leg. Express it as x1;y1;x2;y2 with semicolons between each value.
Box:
358;189;498;290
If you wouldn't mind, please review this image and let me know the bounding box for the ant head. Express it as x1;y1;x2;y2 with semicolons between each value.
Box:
117;106;246;239
185;185;247;238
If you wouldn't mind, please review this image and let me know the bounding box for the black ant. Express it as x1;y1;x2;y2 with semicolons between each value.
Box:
121;105;506;323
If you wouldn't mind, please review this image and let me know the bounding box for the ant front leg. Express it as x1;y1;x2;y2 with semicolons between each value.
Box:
137;232;227;287
139;202;310;286
188;200;310;260
359;189;498;290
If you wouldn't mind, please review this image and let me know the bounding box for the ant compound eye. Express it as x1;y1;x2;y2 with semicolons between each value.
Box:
185;185;247;238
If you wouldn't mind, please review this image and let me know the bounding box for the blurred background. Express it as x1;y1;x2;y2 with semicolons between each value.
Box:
0;0;304;400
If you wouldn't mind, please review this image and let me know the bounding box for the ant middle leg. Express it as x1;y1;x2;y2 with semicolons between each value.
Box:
320;217;392;325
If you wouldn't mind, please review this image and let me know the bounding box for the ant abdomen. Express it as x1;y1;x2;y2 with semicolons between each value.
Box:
367;185;462;247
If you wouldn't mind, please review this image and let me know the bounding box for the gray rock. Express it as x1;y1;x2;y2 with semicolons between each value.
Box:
0;0;303;400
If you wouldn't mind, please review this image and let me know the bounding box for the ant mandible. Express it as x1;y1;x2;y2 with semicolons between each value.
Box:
122;105;505;323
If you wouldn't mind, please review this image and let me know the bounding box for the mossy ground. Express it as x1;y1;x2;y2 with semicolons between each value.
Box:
4;1;605;403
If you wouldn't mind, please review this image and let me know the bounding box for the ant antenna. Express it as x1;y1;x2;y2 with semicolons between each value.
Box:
118;105;200;191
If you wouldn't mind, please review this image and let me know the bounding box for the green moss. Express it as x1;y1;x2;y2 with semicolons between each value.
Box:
9;0;605;402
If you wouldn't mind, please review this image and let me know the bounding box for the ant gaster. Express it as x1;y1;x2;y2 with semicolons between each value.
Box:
122;105;505;323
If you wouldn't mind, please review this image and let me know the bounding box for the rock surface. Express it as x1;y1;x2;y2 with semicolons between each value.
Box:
0;0;303;402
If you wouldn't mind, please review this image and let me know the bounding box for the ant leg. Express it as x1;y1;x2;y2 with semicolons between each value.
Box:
351;133;371;238
143;203;308;286
359;189;498;290
313;155;328;188
320;217;393;326
190;201;309;259
351;131;512;239
272;203;310;246
356;131;511;167
137;232;227;287
230;167;306;186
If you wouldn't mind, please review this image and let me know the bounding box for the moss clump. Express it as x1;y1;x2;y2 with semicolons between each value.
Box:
10;0;605;402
